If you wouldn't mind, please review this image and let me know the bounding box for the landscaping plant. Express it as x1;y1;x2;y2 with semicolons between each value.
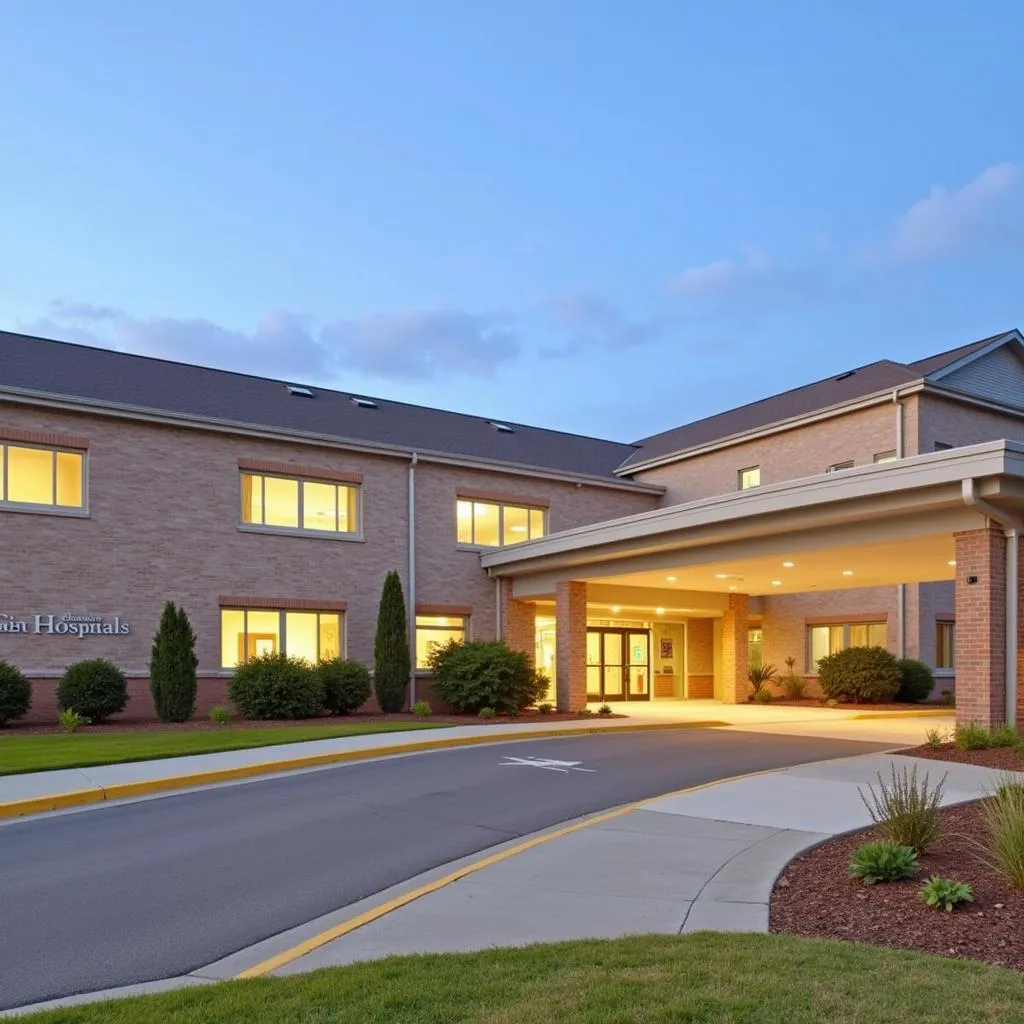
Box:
924;727;945;751
919;876;973;912
228;653;324;720
538;702;554;715
753;688;773;704
149;601;198;723
848;840;918;884
940;689;955;707
374;571;410;713
859;763;946;854
818;645;901;703
209;705;231;725
58;708;89;733
57;658;128;723
429;640;548;714
782;673;806;700
895;658;935;703
990;722;1019;748
411;700;432;718
316;658;372;715
0;660;31;726
597;703;613;716
980;775;1024;889
955;721;991;750
748;663;777;697
478;706;496;719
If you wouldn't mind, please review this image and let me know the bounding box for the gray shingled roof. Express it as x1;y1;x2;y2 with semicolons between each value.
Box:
620;331;1017;470
0;330;639;480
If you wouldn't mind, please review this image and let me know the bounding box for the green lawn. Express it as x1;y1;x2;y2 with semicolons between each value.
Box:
18;933;1024;1023
0;721;448;775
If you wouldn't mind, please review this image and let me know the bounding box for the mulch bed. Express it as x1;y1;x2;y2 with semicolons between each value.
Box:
771;801;1024;971
6;709;624;736
904;743;1024;771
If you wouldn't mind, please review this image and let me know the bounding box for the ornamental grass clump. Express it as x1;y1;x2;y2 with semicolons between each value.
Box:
859;763;946;854
980;775;1024;889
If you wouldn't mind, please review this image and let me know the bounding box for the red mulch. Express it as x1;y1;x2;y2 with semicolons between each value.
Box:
904;743;1024;771
771;801;1024;971
767;699;950;712
5;709;624;736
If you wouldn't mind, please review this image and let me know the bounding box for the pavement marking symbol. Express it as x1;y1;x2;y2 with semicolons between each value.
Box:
499;755;596;773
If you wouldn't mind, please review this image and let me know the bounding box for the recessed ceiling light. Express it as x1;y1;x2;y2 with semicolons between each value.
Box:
666;575;677;582
728;585;738;591
947;560;957;567
771;580;782;586
611;605;620;613
842;570;854;576
714;573;729;580
655;607;665;615
782;561;795;568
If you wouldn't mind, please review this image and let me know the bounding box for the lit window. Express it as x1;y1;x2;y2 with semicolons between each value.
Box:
415;615;468;669
738;467;761;490
240;473;359;536
936;621;955;669
807;621;887;672
220;607;344;667
873;451;897;464
826;461;854;473
455;499;546;547
747;628;763;669
1;443;85;511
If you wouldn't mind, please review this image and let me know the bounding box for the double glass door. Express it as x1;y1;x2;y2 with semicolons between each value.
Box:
586;629;650;702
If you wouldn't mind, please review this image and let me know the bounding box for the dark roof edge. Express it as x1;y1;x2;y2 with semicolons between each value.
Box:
0;384;665;495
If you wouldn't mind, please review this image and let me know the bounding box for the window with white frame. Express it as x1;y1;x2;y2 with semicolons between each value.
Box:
738;466;761;490
0;442;85;511
456;499;545;547
240;472;360;536
220;607;343;667
826;461;855;473
415;614;468;669
936;620;955;669
873;451;897;464
807;620;887;672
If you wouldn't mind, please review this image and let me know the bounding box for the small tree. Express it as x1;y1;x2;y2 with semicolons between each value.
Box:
149;601;199;723
374;570;410;712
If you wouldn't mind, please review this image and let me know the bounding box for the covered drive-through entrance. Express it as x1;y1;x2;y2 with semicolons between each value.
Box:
486;441;1024;729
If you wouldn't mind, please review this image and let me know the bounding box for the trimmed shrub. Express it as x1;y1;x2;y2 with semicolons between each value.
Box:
919;876;973;912
58;659;128;723
849;841;918;884
0;660;31;726
429;640;549;714
209;705;231;725
895;658;934;703
149;601;199;723
859;763;946;854
818;645;900;704
374;571;410;713
316;658;371;715
411;700;432;718
228;653;323;720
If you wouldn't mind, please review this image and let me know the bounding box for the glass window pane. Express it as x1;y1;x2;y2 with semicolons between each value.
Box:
456;500;474;544
55;452;83;507
937;623;955;669
849;623;868;648
0;446;4;500
246;610;281;658
503;505;529;545
285;612;319;663
339;486;358;534
809;626;831;670
319;614;341;661
473;502;500;546
240;473;261;524
220;610;246;668
303;481;337;532
8;446;54;504
874;451;897;463
263;477;299;527
739;467;760;489
529;508;545;538
747;628;763;669
415;615;465;669
867;623;887;648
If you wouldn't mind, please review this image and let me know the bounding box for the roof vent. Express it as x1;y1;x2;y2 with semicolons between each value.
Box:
286;384;314;397
488;421;515;433
834;370;855;382
351;397;378;409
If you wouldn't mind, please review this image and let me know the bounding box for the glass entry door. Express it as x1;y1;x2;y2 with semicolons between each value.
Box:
586;629;650;702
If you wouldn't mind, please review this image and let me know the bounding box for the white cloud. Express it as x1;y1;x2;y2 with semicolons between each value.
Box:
540;291;667;356
887;162;1021;262
671;248;820;310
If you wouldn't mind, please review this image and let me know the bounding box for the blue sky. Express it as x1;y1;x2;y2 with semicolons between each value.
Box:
1;1;1022;442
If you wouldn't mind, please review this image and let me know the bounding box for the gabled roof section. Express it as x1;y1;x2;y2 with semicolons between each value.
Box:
0;330;640;481
907;331;1018;376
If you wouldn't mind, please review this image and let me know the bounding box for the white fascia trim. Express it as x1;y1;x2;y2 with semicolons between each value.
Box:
616;383;925;476
482;439;1024;571
0;386;664;496
924;330;1024;383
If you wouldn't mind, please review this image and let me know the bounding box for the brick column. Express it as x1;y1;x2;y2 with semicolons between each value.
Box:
555;580;587;711
954;526;1007;728
499;578;535;667
721;593;749;704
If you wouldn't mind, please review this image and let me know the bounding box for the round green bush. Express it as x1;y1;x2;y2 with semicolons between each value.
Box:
57;658;128;723
896;658;935;703
0;660;31;725
315;658;371;715
228;653;324;720
429;640;548;714
817;645;901;704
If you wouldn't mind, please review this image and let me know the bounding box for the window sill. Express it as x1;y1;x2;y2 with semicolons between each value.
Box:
455;542;541;553
933;668;955;678
0;503;89;519
238;524;364;542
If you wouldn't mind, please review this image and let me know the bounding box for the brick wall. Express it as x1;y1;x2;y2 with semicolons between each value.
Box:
555;580;587;710
686;618;714;698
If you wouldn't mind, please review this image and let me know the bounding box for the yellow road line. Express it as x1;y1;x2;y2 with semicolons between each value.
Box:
0;720;728;821
234;764;784;979
850;709;954;720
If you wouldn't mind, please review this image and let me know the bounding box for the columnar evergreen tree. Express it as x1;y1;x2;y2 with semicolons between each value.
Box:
149;601;199;723
374;571;411;713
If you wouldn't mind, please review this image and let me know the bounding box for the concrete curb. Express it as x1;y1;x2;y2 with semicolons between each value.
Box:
0;720;728;820
849;709;953;720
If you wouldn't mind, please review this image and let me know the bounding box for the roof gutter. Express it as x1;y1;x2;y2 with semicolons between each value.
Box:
962;478;1023;726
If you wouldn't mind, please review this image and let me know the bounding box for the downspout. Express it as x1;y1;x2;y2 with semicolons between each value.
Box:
963;479;1021;725
408;453;418;706
894;390;907;658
